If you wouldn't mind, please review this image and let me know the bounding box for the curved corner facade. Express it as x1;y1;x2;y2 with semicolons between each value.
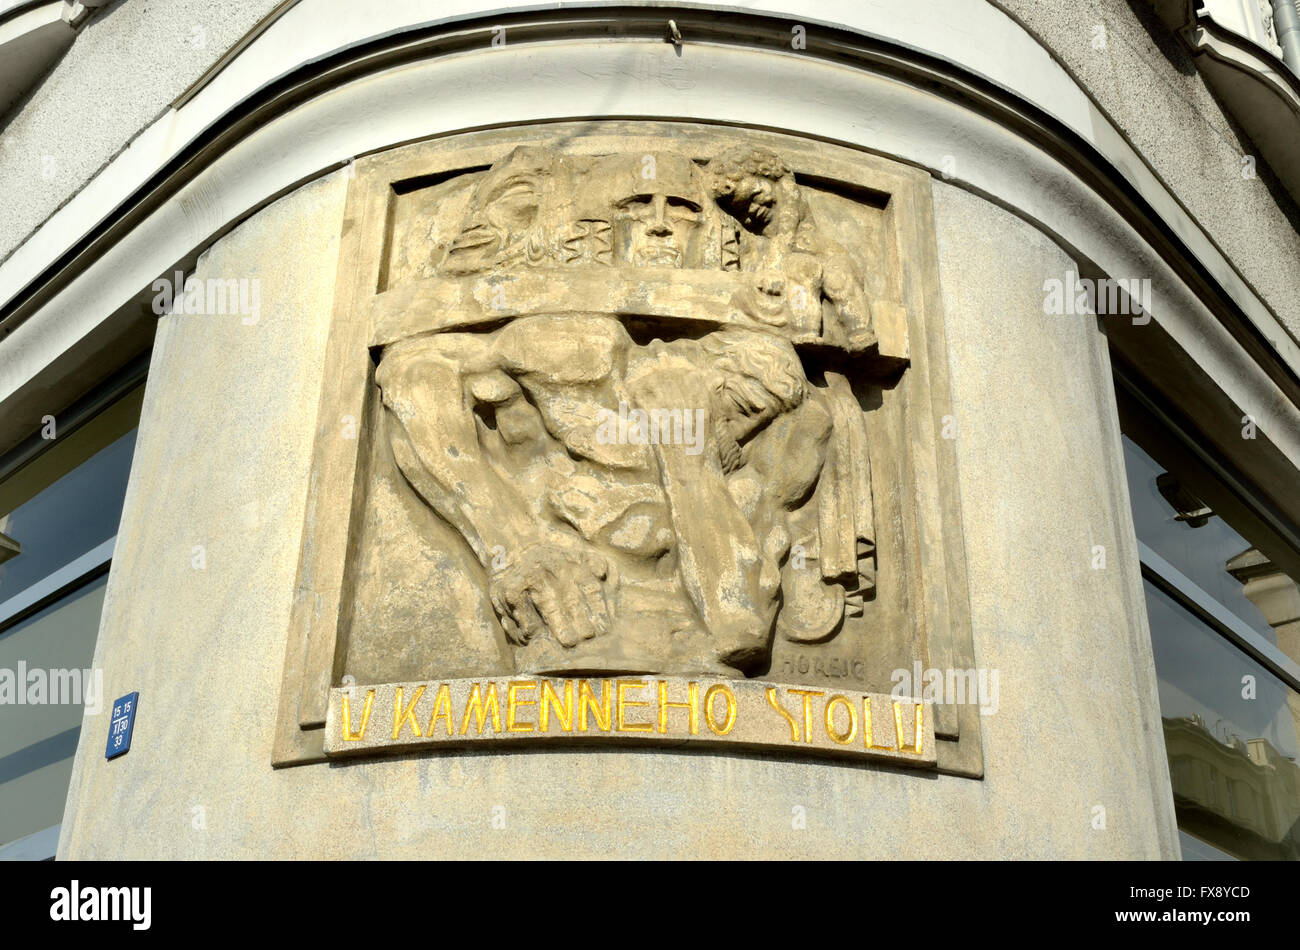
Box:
0;0;1297;861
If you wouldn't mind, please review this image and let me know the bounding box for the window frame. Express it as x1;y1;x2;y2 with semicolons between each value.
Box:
0;358;145;634
1115;364;1300;860
0;361;147;855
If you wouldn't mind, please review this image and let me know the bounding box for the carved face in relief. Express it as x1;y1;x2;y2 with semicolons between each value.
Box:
710;146;801;237
443;147;549;275
610;154;708;268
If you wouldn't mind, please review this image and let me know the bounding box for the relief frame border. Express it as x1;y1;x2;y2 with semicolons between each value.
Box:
271;120;983;779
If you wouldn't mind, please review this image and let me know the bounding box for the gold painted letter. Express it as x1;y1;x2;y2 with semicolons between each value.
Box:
539;679;573;733
863;696;893;750
460;682;502;735
506;680;537;733
767;687;800;742
578;679;612;732
426;684;454;736
617;680;653;732
341;689;375;742
788;689;825;744
392;684;426;739
893;701;924;754
704;683;737;736
657;681;699;735
824;694;857;745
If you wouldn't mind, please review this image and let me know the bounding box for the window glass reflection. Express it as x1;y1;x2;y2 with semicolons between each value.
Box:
0;575;107;846
0;429;137;604
1121;436;1289;648
1145;580;1300;860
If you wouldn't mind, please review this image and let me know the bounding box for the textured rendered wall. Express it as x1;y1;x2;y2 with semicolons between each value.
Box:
55;162;1178;860
0;0;280;262
993;0;1300;336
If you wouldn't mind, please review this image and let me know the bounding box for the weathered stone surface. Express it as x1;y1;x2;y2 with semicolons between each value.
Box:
278;123;980;773
367;144;882;679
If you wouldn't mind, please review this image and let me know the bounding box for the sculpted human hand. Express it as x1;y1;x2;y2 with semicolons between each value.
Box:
488;544;614;647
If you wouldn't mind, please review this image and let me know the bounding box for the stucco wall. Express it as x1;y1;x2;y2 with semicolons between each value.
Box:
994;0;1300;334
0;0;279;261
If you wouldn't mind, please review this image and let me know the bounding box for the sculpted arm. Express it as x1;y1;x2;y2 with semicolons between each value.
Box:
376;333;541;564
376;332;613;647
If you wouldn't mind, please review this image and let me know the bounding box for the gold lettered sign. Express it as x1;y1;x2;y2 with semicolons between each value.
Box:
323;677;935;767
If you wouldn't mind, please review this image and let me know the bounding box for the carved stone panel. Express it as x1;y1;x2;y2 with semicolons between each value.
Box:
274;123;980;776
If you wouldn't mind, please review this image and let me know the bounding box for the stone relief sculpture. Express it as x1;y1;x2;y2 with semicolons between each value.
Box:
368;145;879;677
